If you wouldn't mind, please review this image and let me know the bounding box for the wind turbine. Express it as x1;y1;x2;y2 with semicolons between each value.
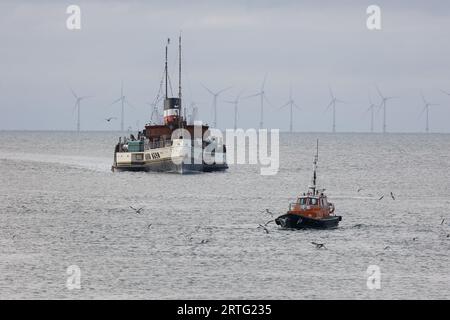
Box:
70;88;93;132
202;85;231;128
325;86;345;133
366;91;378;133
188;102;199;125
375;85;397;133
440;89;450;96
109;81;134;132
224;90;245;130
244;74;272;129
420;91;439;133
279;85;301;133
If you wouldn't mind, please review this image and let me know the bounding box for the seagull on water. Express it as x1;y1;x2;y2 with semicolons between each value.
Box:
105;117;117;122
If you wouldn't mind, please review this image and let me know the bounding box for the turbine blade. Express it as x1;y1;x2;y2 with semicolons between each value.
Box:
385;96;398;100
261;73;268;91
70;87;78;99
375;84;384;99
325;100;333;112
328;85;334;99
418;106;427;119
217;86;232;95
263;94;275;108
201;83;215;96
125;98;135;109
278;101;290;109
237;89;246;100
293;102;301;110
243;92;261;99
420;91;427;105
108;97;122;106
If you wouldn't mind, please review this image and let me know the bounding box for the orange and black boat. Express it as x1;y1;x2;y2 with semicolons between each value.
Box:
275;140;342;229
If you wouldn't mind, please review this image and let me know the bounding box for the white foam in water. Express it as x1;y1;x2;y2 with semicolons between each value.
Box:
0;152;112;172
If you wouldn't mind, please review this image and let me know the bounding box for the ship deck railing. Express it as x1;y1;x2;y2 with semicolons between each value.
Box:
144;139;173;150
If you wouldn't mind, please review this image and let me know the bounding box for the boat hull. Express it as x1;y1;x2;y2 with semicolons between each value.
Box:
275;213;342;229
112;160;228;174
112;139;228;174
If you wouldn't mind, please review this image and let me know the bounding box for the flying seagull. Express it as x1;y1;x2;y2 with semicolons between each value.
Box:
390;192;396;200
357;187;363;193
257;224;270;234
378;195;384;201
147;223;152;229
311;242;326;249
130;206;143;214
441;218;445;225
260;209;274;217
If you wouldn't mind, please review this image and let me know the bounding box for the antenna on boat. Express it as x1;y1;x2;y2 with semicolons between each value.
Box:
310;139;319;195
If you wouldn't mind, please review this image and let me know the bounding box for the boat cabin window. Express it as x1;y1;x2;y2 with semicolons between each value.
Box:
309;198;318;206
298;197;307;205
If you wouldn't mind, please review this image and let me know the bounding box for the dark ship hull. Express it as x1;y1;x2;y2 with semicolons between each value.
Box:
112;159;228;174
275;213;342;229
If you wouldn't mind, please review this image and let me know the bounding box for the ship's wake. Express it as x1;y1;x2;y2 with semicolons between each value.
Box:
0;152;111;173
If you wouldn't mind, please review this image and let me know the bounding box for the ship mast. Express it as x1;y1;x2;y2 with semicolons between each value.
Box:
309;139;319;195
178;33;182;128
178;33;182;108
165;38;169;99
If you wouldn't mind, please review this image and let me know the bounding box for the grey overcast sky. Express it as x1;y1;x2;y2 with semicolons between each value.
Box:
1;0;450;132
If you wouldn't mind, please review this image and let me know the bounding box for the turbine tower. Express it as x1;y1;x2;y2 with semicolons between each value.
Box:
224;90;245;130
279;85;301;133
325;86;345;133
376;85;397;134
109;81;134;132
202;85;231;128
366;91;378;133
420;91;439;133
188;102;199;125
70;88;93;132
244;74;271;129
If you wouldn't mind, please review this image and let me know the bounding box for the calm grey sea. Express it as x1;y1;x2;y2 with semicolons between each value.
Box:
0;131;449;299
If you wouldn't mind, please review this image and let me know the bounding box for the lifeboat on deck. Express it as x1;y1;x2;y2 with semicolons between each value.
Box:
275;140;342;229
